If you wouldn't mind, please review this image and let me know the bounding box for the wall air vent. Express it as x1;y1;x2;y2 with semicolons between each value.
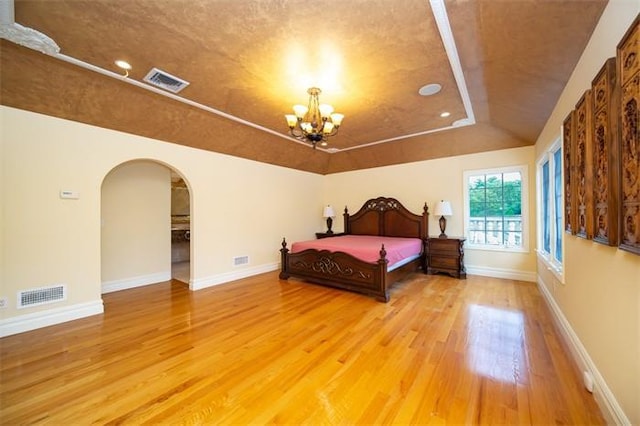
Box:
143;68;190;93
233;256;249;267
18;284;66;309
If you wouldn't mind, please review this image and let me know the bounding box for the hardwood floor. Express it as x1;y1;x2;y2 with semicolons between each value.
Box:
0;272;604;424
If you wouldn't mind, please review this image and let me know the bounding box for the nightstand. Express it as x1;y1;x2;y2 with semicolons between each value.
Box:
425;237;466;279
315;232;345;239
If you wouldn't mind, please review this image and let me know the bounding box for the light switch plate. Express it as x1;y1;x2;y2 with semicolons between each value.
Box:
60;190;80;199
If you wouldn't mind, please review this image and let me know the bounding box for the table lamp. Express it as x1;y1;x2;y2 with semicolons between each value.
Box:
323;205;335;234
433;200;452;238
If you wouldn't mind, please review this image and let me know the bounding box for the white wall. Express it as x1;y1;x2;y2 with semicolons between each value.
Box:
534;1;640;424
324;146;537;281
0;106;324;335
101;161;171;291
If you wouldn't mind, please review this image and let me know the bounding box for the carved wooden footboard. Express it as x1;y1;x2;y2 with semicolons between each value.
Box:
279;240;392;301
279;197;429;302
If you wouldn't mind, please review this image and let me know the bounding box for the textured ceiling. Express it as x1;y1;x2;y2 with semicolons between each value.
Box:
0;0;607;174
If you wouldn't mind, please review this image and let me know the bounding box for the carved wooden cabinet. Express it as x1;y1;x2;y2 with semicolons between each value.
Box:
618;15;640;254
591;57;620;246
563;111;576;234
575;91;594;239
425;237;466;279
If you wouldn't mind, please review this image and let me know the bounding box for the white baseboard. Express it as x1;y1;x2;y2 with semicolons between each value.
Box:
0;300;104;338
465;265;536;282
537;275;630;425
190;262;279;291
101;271;171;294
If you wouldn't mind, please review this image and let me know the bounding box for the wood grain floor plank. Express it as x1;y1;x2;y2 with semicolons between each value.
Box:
0;272;604;424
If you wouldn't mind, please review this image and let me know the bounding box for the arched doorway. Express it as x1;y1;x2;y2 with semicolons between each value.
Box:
100;159;192;293
170;171;191;284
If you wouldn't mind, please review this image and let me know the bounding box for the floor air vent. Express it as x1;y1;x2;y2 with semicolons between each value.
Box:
18;285;66;309
143;68;190;93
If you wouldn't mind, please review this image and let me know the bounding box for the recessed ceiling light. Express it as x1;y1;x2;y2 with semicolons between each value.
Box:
418;83;441;96
440;111;451;118
114;60;132;70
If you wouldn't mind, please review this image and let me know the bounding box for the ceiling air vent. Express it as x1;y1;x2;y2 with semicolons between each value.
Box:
143;68;190;93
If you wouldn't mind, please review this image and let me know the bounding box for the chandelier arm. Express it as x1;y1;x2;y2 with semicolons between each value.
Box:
318;118;327;134
289;127;304;138
327;127;339;137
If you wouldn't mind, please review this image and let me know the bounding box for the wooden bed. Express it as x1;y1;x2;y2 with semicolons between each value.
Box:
279;196;429;302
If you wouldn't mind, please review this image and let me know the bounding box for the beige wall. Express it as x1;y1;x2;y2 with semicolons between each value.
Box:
0;106;324;324
535;1;640;423
0;114;4;303
324;146;537;279
101;161;171;286
0;104;536;327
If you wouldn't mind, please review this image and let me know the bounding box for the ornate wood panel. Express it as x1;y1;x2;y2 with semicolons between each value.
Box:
563;110;576;234
618;16;640;254
591;58;620;246
575;90;593;239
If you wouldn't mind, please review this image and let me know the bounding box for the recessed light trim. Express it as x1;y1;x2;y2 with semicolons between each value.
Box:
114;60;132;70
418;83;442;96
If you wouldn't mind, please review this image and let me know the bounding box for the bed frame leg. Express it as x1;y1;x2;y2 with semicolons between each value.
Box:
376;245;390;302
279;238;290;280
376;291;390;303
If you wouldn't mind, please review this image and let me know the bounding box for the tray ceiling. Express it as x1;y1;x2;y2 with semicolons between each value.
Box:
0;0;607;174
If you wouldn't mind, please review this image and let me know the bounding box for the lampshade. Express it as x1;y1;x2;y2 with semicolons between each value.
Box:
330;113;344;126
323;205;335;218
318;104;334;118
285;114;298;128
434;200;453;217
293;104;308;118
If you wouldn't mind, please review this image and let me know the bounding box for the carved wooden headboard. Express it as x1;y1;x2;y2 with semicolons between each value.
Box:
343;197;429;239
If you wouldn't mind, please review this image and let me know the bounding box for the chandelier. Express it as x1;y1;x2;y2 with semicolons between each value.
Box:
285;87;344;149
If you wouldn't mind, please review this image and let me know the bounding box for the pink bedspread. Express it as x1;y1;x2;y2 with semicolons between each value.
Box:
291;235;422;268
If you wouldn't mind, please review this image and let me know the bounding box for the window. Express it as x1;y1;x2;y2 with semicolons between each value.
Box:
464;166;528;252
537;138;563;274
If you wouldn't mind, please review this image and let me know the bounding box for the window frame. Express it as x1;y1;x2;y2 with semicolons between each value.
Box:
536;137;564;281
463;165;529;253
